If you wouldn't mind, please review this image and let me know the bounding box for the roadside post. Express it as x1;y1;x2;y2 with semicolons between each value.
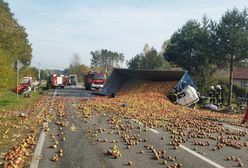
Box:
13;60;24;100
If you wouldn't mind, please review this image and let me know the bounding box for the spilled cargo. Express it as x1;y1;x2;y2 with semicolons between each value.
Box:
101;68;199;106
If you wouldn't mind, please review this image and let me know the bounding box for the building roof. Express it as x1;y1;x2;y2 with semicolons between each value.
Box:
233;69;248;80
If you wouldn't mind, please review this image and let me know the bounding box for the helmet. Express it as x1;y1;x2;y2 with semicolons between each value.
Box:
210;86;214;90
215;85;222;90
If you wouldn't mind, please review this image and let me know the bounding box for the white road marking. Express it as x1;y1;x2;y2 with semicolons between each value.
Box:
30;89;57;168
132;118;224;167
222;124;244;131
131;119;159;133
179;145;224;168
149;128;159;134
29;123;47;168
50;89;57;108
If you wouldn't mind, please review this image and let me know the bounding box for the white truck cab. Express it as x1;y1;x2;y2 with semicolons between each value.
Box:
176;85;199;106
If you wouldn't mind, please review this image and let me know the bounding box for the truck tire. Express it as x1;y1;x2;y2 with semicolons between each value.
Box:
85;85;89;90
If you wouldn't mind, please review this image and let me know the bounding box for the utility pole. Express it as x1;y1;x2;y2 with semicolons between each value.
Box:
228;54;234;106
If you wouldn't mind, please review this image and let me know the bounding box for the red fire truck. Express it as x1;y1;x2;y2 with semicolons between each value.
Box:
63;76;69;86
84;72;106;90
47;74;66;88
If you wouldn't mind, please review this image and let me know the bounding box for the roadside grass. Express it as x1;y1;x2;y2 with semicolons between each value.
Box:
0;91;43;153
0;91;41;110
0;116;20;152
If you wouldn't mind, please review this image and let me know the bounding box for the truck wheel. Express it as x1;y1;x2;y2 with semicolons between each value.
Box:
89;86;92;90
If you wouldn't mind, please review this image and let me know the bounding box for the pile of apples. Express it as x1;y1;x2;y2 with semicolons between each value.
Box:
78;81;248;166
80;81;242;128
80;106;93;118
1;96;54;168
107;145;121;159
81;81;247;143
3;132;36;168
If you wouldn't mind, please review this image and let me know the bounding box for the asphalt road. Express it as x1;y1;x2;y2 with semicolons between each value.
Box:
35;86;248;168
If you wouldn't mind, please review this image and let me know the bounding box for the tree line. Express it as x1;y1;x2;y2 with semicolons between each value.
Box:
0;0;33;94
125;8;248;105
88;8;247;105
64;50;125;82
1;0;247;105
164;8;248;105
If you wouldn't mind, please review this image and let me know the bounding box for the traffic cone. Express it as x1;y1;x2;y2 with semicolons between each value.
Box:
241;108;248;124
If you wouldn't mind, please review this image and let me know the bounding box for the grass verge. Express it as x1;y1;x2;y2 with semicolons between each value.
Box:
0;91;41;110
0;91;43;155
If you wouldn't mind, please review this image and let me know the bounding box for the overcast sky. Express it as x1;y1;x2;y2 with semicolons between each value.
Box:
5;0;248;70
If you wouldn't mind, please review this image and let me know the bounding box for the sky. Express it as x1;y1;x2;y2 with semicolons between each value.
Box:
5;0;248;70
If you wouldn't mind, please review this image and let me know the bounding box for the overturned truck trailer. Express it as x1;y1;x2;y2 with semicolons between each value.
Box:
101;68;199;106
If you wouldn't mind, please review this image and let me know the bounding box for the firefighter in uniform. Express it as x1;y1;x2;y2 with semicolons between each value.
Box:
215;85;222;107
209;86;216;104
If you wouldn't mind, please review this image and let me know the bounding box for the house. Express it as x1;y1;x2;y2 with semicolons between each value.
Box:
233;69;248;88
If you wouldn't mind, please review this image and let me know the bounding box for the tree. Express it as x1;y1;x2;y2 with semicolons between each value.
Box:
164;19;215;92
40;69;48;80
20;66;38;80
0;49;14;94
0;0;32;92
0;0;32;64
235;59;248;69
126;54;143;69
146;48;168;69
212;8;248;105
127;46;170;70
79;64;90;81
90;49;124;74
143;43;150;68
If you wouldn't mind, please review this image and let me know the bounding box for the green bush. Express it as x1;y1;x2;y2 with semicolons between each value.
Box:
233;85;248;98
0;49;15;95
218;79;247;98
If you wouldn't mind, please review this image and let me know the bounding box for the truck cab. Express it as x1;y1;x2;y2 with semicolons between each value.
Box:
69;75;78;85
84;72;106;90
175;85;199;106
47;74;65;89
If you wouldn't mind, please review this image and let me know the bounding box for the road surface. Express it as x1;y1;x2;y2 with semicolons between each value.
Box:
32;86;248;168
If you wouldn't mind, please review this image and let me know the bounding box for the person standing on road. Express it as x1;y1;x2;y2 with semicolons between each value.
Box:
241;107;248;124
215;85;222;107
209;86;216;105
